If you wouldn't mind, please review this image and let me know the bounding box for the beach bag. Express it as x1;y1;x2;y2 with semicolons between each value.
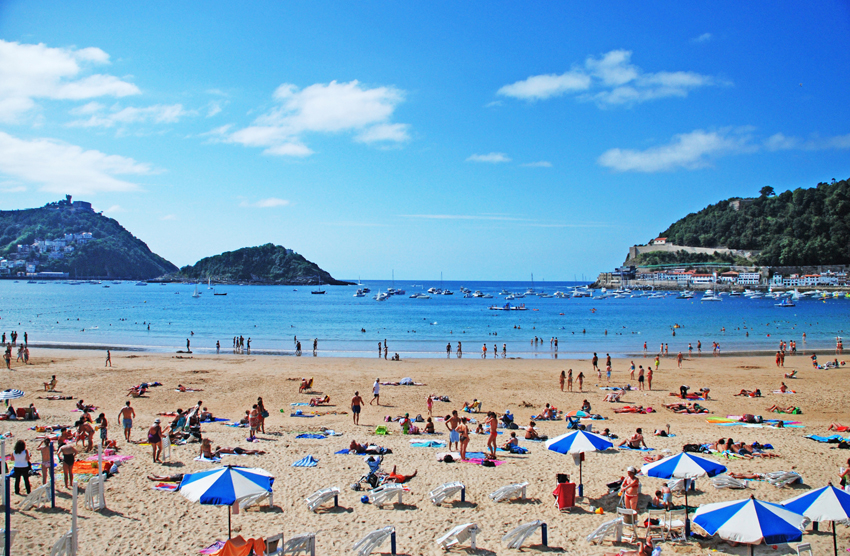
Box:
481;459;495;467
838;441;850;450
261;410;269;418
508;422;519;430
682;443;701;453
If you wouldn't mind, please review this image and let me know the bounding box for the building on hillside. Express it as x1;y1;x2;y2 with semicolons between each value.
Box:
650;237;668;245
736;272;761;285
719;271;739;283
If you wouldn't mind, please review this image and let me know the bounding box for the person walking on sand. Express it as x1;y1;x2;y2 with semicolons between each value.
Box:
654;355;660;371
567;369;573;391
446;410;460;451
370;378;381;405
119;401;135;441
149;419;163;463
677;351;683;368
577;371;584;392
186;338;190;352
646;368;653;391
559;370;566;391
105;350;112;367
592;353;599;372
351;391;363;425
630;361;636;379
486;411;499;459
426;394;433;418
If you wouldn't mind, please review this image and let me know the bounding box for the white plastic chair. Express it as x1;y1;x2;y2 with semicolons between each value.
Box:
281;532;316;556
436;523;478;550
489;482;528;503
586;518;622;545
239;490;274;510
369;483;404;508
19;481;51;510
767;471;802;488
264;533;283;556
645;509;667;542
49;531;75;556
305;486;339;512
161;433;172;462
353;525;396;556
429;481;465;505
711;476;748;489
84;474;106;511
666;509;687;541
502;520;547;549
796;542;813;556
617;507;638;543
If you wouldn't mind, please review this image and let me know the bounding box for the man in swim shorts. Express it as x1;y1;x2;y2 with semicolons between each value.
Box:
446;410;460;451
351;391;363;425
118;401;135;442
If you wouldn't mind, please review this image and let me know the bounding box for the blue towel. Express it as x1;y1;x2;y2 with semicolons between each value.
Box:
335;449;352;455
805;434;847;443
290;413;315;418
463;451;488;459
290;402;310;406
620;446;654;452
292;455;319;467
411;441;446;448
296;433;326;439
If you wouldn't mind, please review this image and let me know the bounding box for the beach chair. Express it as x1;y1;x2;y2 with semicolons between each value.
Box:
489;482;528;503
469;400;482;412
239;490;274;510
617;507;639;543
263;533;283;556
353;526;396;556
305;486;339;512
0;529;18;556
369;483;404;508
49;530;75;556
429;481;465;505
19;480;51;511
711;476;748;489
436;523;478;551
766;471;802;488
161;434;172;462
667;478;693;493
795;542;813;556
374;425;388;435
84;474;106;511
586;518;622;545
502;520;547;549
281;532;316;556
645;509;667;542
666;509;687;542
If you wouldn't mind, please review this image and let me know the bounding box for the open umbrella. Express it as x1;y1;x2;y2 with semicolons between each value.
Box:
546;430;613;496
694;495;810;556
0;389;24;401
640;451;727;535
783;483;850;556
564;410;589;418
179;466;274;538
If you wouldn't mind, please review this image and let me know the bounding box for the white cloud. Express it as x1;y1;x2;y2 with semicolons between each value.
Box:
764;133;800;151
498;50;724;106
0;40;140;123
0;131;152;194
765;132;850;151
598;128;749;172
160;214;177;221
206;101;222;118
466;152;511;163
228;80;409;156
104;204;125;213
239;197;290;208
521;161;552;168
692;33;713;43
67;103;190;128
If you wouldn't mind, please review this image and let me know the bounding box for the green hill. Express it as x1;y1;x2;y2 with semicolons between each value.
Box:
658;178;850;266
176;243;349;285
0;198;177;279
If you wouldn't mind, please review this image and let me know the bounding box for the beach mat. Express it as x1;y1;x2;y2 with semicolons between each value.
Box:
292;455;318;467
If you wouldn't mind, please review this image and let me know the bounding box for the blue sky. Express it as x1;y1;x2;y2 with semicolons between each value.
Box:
1;2;849;281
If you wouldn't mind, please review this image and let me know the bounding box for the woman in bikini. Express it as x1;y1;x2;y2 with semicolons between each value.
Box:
620;467;640;511
200;438;215;459
559;370;565;392
59;441;78;489
458;417;470;460
567;369;573;391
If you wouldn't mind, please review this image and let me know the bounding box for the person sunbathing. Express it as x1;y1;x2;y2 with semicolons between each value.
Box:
423;418;435;434
38;395;73;400
784;370;798;379
474;423;485;435
728;472;764;479
581;400;592;413
200;439;215;459
603;537;653;556
309;395;330;406
644;454;665;463
76;400;96;412
767;404;799;414
525;421;547;440
712;438;731;452
177;385;203;392
199;407;214;421
674;403;706;414
43;376;57;391
127;386;147;397
349;440;391;455
654;425;671;436
601;428;618;439
828;423;850;432
735;389;762;397
649;490;666;509
779;382;789;393
614;405;647;414
603;391;623;402
298;377;313;393
147;473;185;482
618;428;647;449
385;465;417;483
214;446;266;457
535;404;557;419
502;431;519;450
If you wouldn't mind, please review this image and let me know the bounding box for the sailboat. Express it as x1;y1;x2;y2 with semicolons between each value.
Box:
207;277;213;290
192;284;201;298
311;275;326;294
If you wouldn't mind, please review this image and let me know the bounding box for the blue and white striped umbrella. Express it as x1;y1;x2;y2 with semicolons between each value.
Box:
546;430;613;454
0;389;24;400
640;452;727;479
783;484;850;556
694;496;810;548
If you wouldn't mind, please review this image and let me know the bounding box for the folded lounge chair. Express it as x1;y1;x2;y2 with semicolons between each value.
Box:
84;474;106;511
766;470;802;488
502;520;547;549
435;523;478;551
305;486;339;512
281;532;316;556
711;476;749;489
429;481;465;505
369;483;404;508
666;509;687;542
489;482;528;503
263;533;283;556
238;490;274;510
645;508;667;542
586;518;621;545
49;530;74;556
353;526;396;556
795;542;813;556
617;507;639;543
19;480;51;511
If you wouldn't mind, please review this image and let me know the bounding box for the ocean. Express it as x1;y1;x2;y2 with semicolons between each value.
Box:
1;280;846;359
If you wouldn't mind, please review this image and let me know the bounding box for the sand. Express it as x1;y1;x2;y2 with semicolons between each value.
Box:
3;348;849;555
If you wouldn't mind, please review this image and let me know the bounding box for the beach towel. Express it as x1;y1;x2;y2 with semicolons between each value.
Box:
290;402;310;406
224;422;248;428
410;440;446;448
295;433;326;439
290;413;315;418
466;458;505;466
292;455;318;467
773;390;796;394
71;461;100;475
195;455;222;463
805;434;849;443
201;417;229;422
153;483;179;491
323;429;343;436
462;451;488;459
199;541;227;555
619;446;654;452
335;449;352;455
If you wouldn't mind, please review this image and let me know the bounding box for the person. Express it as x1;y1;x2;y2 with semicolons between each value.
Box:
629;361;636;379
660;483;673;509
43;375;57;391
105;350;112;367
677;351;683;368
214;446;266;457
458;417;470;460
839;458;850;490
828;423;850;432
525;421;547;441
37;438;52;484
76;418;94;451
606;364;612;382
581;399;592;413
370;378;380;406
567;369;573;391
502;431;519;450
446;410;460;450
351;391;363;425
257;396;267;433
601;428;618;439
446;342;451;357
779;382;789;393
149;419;163;463
423;417;435;434
650;490;665;509
637;367;645;390
95;413;108;446
12;440;31;496
386;465;417;483
486;411;499;459
481;343;487;358
147;473;185;483
503;343;507;357
58;441;77;489
619;428;647;449
577;371;584;392
559;370;565;391
426;394;433;418
592;353;599;371
620;467;640;511
248;405;260;441
646;368;653;391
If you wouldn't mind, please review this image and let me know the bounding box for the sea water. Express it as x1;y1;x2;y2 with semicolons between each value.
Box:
1;280;846;359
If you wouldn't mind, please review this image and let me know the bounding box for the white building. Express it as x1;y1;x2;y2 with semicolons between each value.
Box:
736;272;761;285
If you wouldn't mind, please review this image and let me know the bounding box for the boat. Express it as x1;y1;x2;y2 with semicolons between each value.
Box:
311;275;326;294
775;298;795;307
102;285;110;288
135;281;148;286
353;289;366;297
701;294;721;302
374;290;389;301
410;293;431;299
207;277;213;290
192;285;201;298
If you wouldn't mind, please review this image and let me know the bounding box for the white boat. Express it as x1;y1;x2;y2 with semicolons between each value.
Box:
207;277;213;290
427;287;438;294
374;290;389;301
775;298;795;307
192;285;201;298
353;289;366;297
701;294;721;302
505;294;516;300
441;289;453;295
410;293;431;299
135;281;148;286
472;290;485;297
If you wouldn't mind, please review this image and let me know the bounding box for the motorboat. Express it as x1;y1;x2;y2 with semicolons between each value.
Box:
701;294;721;301
410;293;431;299
374;291;389;301
427;287;438;294
135;281;148;286
353;289;366;297
441;290;453;295
472;290;485;297
775;298;795;307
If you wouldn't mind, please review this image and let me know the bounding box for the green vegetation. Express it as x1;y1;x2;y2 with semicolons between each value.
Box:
177;243;347;285
631;250;750;267
660;178;850;266
0;200;177;279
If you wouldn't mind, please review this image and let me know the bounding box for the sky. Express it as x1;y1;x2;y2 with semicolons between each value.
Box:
1;2;849;281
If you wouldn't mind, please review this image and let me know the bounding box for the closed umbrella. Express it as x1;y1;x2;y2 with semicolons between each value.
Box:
641;451;727;535
694;495;810;556
546;430;613;496
179;466;274;537
783;483;850;556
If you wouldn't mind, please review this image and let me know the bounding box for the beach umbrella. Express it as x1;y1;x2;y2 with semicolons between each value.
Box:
0;389;23;401
694;495;810;556
641;451;727;536
179;466;274;538
564;410;589;418
782;483;850;556
546;430;613;496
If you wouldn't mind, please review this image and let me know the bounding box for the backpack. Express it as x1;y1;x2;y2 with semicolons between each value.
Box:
682;443;701;453
481;459;495;467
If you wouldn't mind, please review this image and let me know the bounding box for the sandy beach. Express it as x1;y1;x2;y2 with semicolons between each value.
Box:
4;348;848;555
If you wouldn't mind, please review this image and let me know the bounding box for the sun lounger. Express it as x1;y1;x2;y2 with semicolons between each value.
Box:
766;470;802;488
369;483;404;508
238;490;274;510
711;476;749;489
305;486;339;512
436;523;478;550
84;474;106;511
667;478;694;492
429;481;465;505
281;532;316;556
19;480;51;511
795;542;813;556
586;518;621;545
49;530;74;556
353;525;396;556
489;482;529;503
666;509;687;541
263;533;283;556
502;520;547;549
645;509;667;542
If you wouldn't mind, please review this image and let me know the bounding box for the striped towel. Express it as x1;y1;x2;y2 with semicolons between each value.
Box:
292;455;319;467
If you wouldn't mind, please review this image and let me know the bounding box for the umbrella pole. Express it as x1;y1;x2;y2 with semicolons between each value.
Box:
833;521;837;556
579;459;583;497
684;489;690;538
228;506;231;539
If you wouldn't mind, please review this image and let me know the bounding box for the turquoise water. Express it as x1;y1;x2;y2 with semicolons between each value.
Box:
1;280;846;358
